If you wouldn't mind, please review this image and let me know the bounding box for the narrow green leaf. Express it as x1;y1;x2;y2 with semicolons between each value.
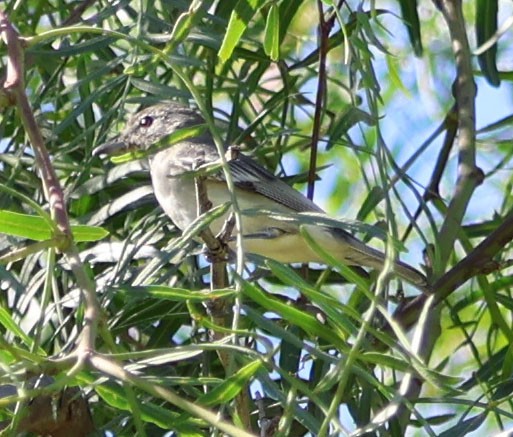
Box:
476;0;500;87
166;0;206;51
198;360;262;406
263;4;280;61
0;307;43;353
385;54;410;96
477;114;513;134
130;78;190;99
0;210;108;242
70;225;109;242
327;107;376;150
0;185;55;229
356;186;384;221
240;278;346;348
28;35;117;57
277;0;303;42
117;285;235;301
0;210;55;241
411;413;455;426
218;0;266;63
93;380;201;431
492;379;513;401
396;0;422;56
437;413;486;437
110;124;207;164
279;326;303;378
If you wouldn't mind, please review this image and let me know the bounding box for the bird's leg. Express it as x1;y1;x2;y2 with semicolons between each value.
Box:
192;159;230;270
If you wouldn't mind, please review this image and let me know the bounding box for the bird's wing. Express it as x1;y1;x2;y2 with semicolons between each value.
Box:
173;140;324;213
225;153;324;213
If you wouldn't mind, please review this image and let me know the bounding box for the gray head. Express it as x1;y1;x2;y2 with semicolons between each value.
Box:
93;102;205;156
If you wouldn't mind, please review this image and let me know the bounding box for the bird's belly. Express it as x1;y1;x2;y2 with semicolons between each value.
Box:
151;175;315;261
237;231;319;263
152;177;199;232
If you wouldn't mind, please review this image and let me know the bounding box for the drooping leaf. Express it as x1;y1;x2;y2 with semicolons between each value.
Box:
197;360;262;406
218;0;266;63
476;0;500;87
263;4;280;61
396;0;422;56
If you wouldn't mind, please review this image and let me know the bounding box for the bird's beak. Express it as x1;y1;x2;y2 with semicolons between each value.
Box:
92;139;128;157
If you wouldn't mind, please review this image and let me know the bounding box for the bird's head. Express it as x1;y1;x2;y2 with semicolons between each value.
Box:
93;103;206;158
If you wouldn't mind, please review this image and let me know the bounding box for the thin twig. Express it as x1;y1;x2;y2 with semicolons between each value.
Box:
194;171;229;288
394;203;513;331
307;1;333;201
401;105;458;242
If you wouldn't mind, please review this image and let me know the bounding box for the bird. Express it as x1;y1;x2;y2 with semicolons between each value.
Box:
93;102;428;290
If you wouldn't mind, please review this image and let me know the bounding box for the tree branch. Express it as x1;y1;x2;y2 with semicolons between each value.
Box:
396;0;480;431
434;0;482;275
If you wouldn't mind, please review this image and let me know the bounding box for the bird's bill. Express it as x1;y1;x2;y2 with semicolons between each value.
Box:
92;140;128;157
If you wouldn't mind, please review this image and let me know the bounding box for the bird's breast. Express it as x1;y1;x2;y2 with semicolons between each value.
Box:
149;157;300;240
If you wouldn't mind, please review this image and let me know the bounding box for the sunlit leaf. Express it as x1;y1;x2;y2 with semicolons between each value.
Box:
263;4;280;61
218;0;266;63
0;210;108;242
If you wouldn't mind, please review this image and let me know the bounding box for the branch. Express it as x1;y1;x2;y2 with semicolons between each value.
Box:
193;156;252;431
0;8;100;375
396;0;480;431
400;105;457;244
306;1;333;201
394;204;513;327
0;12;71;245
434;1;482;275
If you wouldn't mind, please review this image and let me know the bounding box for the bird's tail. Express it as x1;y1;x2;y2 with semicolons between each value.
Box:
306;226;429;291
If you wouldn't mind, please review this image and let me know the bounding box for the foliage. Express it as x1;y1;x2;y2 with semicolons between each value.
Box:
0;0;513;435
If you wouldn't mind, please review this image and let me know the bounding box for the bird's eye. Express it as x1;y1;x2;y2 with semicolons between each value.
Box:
139;115;154;127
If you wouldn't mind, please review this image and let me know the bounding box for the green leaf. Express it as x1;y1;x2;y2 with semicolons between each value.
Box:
327;107;376;150
385;54;410;96
356;186;384;221
117;285;235;301
476;0;500;87
437;413;486;437
110;124;207;164
263;4;280;61
198;360;262;406
239;278;347;348
0;307;44;354
218;0;266;63
166;0;206;51
0;210;57;241
71;225;110;242
0;210;108;242
93;379;201;431
28;35;117;57
396;0;422;56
